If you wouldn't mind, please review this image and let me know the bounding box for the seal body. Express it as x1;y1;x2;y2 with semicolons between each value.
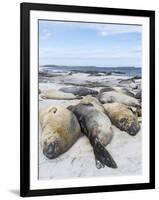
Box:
113;87;135;97
40;89;82;100
80;95;105;113
98;91;140;107
119;78;135;84
59;87;98;96
68;103;117;169
40;105;81;159
103;103;140;136
135;90;141;100
100;86;135;98
100;87;114;93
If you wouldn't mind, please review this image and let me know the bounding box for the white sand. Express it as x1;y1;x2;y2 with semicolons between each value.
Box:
38;74;142;180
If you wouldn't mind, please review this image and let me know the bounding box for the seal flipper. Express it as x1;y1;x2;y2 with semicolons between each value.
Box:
92;137;117;169
95;158;105;169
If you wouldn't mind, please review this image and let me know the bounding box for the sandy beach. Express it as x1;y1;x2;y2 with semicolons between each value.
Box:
38;69;142;180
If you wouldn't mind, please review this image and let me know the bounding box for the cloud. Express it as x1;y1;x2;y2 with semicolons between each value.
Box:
40;28;52;40
93;24;142;37
39;20;142;38
130;49;142;53
39;20;142;66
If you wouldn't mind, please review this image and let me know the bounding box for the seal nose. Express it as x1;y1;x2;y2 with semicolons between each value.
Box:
128;122;140;136
47;144;54;154
43;143;58;159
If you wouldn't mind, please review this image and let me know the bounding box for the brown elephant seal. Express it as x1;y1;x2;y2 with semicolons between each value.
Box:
103;103;140;136
40;89;82;100
129;106;142;117
59;87;98;96
68;103;117;169
98;91;140;107
40;105;81;159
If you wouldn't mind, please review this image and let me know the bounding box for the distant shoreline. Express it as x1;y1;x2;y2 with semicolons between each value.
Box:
39;65;141;77
40;64;141;69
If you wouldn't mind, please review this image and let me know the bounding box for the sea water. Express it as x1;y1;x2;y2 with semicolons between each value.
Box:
40;65;141;77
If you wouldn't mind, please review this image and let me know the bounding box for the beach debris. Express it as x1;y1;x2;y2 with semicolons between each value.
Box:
40;105;81;159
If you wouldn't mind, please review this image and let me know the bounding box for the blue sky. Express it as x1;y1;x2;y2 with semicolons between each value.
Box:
39;20;142;67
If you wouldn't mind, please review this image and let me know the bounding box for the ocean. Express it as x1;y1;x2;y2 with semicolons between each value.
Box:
40;65;141;77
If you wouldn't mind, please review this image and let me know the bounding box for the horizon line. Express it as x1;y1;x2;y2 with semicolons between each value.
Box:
39;64;141;68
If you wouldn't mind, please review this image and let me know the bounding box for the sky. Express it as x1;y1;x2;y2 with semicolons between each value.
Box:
39;20;142;67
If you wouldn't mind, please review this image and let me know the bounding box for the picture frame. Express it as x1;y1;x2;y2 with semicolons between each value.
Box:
20;2;155;197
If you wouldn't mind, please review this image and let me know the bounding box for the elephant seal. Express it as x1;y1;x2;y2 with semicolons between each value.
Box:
119;78;135;84
103;103;140;136
59;87;98;96
40;89;82;100
128;106;142;117
68;103;117;169
100;87;135;98
98;91;140;107
113;87;135;98
129;83;138;89
100;86;114;93
80;95;105;113
40;105;81;159
135;90;142;100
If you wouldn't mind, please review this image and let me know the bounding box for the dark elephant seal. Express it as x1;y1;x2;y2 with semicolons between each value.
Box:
119;78;135;84
59;87;98;96
40;106;81;159
68;103;117;169
40;89;82;100
98;91;140;107
103;103;140;136
135;90;142;99
100;86;114;93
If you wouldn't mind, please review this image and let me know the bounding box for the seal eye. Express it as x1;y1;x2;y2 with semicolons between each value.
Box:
51;107;57;114
48;107;57;114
